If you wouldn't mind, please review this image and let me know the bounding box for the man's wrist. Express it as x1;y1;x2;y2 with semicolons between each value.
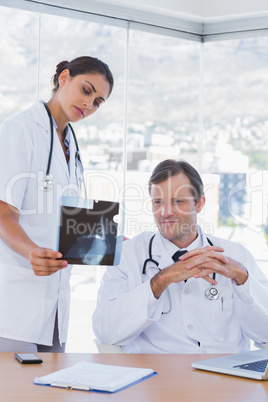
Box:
150;269;171;299
233;270;248;286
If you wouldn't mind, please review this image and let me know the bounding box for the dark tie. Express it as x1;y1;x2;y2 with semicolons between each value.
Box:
172;250;188;262
172;250;188;283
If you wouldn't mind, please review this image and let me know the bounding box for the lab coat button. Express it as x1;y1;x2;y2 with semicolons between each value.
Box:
184;288;190;294
187;324;193;330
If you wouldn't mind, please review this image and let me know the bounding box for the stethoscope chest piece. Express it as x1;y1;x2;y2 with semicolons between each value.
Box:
41;175;53;191
205;286;219;300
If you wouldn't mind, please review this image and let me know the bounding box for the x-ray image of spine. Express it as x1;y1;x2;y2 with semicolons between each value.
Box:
81;214;108;265
59;200;119;266
64;213;109;265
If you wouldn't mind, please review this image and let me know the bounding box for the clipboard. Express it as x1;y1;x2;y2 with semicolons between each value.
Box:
56;196;123;266
34;361;157;393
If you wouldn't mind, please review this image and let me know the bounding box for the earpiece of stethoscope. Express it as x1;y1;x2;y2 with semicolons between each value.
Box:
205;286;219;300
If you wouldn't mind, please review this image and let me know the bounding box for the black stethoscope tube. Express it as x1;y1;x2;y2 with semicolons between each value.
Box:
43;102;54;178
42;102;86;195
142;234;158;275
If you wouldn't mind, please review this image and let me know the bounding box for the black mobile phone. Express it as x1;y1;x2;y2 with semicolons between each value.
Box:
14;353;43;364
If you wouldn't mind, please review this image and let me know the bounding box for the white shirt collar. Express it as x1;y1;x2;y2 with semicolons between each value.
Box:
160;225;205;256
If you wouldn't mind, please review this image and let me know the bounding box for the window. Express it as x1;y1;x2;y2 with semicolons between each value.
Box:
203;38;268;275
125;30;200;237
0;7;39;117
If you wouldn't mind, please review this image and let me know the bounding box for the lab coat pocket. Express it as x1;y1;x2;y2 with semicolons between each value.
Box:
209;298;234;342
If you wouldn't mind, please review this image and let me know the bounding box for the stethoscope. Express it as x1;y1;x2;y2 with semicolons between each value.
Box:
142;235;219;313
41;102;88;198
142;234;171;314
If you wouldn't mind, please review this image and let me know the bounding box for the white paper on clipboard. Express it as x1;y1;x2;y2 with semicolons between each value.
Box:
56;196;123;266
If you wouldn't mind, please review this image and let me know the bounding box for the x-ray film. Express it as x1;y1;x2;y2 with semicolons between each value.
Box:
57;197;123;266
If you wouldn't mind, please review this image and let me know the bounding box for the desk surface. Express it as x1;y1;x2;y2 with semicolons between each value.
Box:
1;352;268;401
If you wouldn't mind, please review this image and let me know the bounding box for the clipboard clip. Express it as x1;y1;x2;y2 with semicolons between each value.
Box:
51;382;91;391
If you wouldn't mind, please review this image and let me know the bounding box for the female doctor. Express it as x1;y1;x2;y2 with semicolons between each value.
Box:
0;56;113;352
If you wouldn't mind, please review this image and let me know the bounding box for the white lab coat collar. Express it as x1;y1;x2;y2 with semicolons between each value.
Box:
148;232;174;269
29;100;51;132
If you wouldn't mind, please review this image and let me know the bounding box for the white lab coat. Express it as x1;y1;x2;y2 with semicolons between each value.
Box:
93;229;268;353
0;101;82;345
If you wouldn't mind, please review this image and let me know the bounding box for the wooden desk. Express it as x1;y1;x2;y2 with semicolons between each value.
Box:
1;352;268;401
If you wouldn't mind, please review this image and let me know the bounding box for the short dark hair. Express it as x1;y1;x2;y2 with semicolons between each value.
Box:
148;159;204;202
52;56;114;95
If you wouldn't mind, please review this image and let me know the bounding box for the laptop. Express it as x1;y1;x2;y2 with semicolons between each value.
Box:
192;349;268;380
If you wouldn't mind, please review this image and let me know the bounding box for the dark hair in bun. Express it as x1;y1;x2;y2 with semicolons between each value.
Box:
52;56;113;95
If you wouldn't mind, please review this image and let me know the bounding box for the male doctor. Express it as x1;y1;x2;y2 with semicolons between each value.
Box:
93;159;268;353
